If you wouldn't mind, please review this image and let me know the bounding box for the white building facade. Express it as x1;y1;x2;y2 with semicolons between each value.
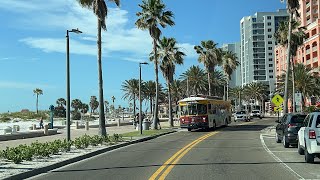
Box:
240;9;288;94
221;42;241;88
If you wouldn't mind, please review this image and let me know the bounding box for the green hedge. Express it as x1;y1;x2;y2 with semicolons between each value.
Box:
0;134;123;164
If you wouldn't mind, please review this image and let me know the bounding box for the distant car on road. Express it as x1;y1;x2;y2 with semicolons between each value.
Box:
234;111;250;122
297;112;320;163
275;113;307;148
250;110;263;119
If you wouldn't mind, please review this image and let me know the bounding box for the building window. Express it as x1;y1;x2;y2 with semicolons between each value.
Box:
268;41;272;44
269;58;273;61
268;47;272;50
267;22;271;26
267;16;271;20
269;64;273;67
269;75;274;78
269;70;273;73
268;35;272;38
268;28;272;32
268;53;273;56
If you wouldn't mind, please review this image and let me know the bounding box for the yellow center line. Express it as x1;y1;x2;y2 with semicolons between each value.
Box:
148;132;215;180
158;131;219;180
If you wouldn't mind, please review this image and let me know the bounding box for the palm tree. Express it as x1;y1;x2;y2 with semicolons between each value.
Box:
281;0;300;113
222;50;240;100
33;88;43;114
180;65;207;95
277;64;317;108
243;82;268;112
171;79;185;105
121;79;139;122
89;96;99;114
143;80;157;115
274;20;306;112
194;40;222;96
156;37;185;127
210;70;227;97
56;98;66;107
229;86;244;110
77;0;120;136
71;99;83;112
104;100;109;114
136;0;175;129
80;103;89;114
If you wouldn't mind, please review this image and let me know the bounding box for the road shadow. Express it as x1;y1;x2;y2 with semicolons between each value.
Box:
51;161;309;173
188;124;269;133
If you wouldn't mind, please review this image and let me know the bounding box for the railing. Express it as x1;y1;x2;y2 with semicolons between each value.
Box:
307;10;311;16
306;1;311;8
306;49;311;54
313;46;317;52
313;57;318;62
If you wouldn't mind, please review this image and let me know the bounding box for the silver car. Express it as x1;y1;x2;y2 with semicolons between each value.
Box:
234;111;250;122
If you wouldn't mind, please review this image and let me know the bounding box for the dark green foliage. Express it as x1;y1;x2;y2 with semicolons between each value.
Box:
54;106;66;118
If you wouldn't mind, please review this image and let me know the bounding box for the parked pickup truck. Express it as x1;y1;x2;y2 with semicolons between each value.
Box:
297;112;320;163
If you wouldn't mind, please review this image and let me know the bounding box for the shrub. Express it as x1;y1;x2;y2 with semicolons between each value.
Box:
90;135;104;146
0;116;11;122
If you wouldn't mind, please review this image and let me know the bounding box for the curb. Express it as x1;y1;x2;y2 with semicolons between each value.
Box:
4;131;176;180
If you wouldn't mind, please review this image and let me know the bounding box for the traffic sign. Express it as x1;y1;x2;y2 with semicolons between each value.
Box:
272;94;283;106
274;106;283;112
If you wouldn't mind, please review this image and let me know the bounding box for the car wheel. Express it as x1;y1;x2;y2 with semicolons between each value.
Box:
187;128;191;132
212;122;216;130
298;142;304;155
259;116;262;119
283;136;289;148
305;149;315;163
275;133;281;143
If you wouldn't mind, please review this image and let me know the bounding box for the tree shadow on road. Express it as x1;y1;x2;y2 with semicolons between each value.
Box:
189;124;270;133
51;161;309;173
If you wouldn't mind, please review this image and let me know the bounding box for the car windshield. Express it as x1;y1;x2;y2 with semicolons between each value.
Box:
290;115;307;123
236;111;246;114
252;110;259;113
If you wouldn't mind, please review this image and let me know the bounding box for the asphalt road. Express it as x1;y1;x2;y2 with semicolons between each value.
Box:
29;117;318;180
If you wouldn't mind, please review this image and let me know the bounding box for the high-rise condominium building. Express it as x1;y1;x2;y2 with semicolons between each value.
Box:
221;42;241;88
240;9;288;94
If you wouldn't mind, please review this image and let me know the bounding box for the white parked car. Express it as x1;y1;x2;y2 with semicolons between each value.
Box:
297;112;320;163
250;110;263;119
234;111;250;122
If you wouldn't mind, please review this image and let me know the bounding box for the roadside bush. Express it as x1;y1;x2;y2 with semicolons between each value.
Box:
90;135;104;146
0;116;11;122
54;106;66;118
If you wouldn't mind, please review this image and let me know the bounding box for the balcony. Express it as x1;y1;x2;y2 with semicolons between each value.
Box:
307;1;311;8
313;57;318;62
313;46;317;52
307;59;311;64
306;49;311;54
307;10;311;16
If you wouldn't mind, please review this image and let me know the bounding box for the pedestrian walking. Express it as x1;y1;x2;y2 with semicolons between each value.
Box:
39;117;44;129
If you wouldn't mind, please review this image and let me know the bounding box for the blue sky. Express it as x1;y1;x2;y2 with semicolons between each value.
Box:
0;0;286;113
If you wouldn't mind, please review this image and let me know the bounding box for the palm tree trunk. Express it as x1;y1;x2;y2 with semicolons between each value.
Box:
167;79;173;127
226;80;229;101
283;12;293;114
36;94;39;114
153;38;159;129
150;97;153;115
291;57;296;112
97;19;106;136
207;71;211;96
133;95;136;122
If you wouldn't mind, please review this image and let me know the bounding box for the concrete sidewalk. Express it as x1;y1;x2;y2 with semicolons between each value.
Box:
0;120;177;150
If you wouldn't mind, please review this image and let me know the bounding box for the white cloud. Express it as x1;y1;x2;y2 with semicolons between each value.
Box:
178;43;197;59
0;81;55;89
1;0;195;61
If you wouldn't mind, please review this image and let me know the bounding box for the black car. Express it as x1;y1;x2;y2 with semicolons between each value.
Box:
275;113;307;148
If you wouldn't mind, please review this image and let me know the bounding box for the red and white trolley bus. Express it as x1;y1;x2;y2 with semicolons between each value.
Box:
178;94;231;131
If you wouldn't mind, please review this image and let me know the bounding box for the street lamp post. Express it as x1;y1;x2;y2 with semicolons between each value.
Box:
66;28;82;142
139;62;148;135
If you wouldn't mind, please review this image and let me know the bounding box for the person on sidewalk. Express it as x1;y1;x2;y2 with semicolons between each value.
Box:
39;117;44;129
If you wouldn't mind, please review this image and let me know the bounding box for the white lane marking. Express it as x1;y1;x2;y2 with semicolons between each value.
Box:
260;134;304;180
